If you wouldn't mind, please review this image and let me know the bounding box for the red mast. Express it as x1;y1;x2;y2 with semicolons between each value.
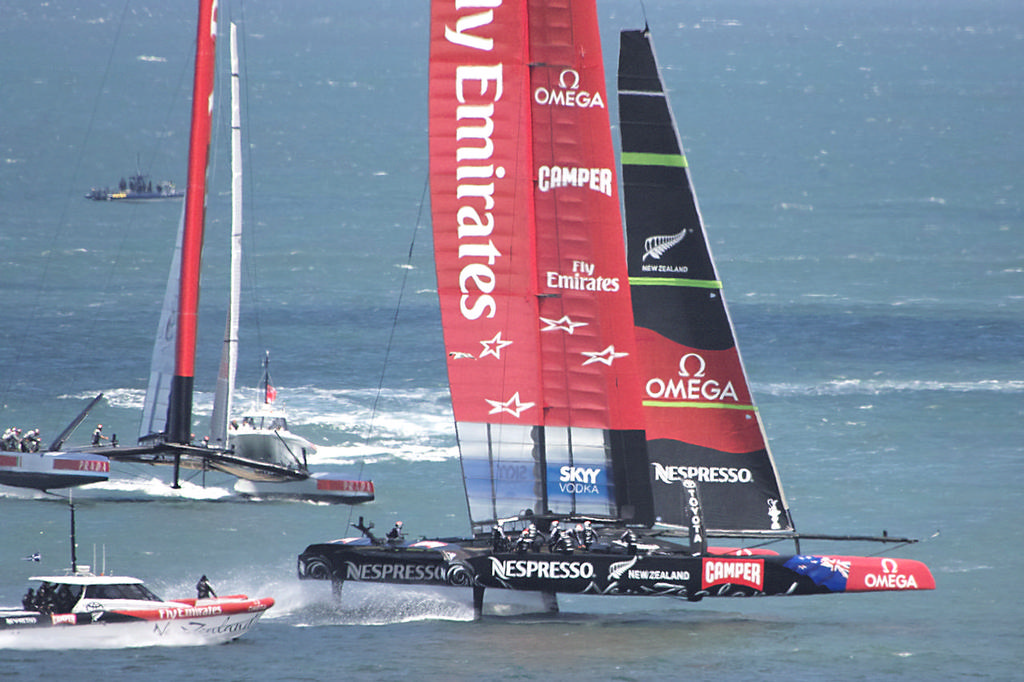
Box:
167;0;218;445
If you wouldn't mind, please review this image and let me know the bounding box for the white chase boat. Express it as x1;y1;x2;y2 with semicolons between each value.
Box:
1;498;273;648
0;569;273;648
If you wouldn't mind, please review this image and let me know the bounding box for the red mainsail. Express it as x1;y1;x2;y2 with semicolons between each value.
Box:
430;0;643;430
430;0;649;526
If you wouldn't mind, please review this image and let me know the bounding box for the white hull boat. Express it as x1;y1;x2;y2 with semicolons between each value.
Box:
0;571;273;649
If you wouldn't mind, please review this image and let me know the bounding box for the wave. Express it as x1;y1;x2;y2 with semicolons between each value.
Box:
313;442;458;465
66;385;456;445
758;377;1024;396
284;582;475;625
80;476;234;501
0;475;233;502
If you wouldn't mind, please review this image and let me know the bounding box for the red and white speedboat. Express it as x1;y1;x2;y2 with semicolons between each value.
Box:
0;570;273;648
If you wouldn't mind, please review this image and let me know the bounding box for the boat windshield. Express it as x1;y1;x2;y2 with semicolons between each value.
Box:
30;582;83;614
83;583;163;602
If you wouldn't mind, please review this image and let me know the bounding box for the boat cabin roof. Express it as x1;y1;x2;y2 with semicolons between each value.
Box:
238;405;287;419
29;575;145;587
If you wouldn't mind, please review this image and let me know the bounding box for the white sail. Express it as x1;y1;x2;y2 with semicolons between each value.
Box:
210;22;243;449
139;206;184;442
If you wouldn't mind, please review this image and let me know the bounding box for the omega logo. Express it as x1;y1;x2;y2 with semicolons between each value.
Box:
533;69;605;109
646;352;738;402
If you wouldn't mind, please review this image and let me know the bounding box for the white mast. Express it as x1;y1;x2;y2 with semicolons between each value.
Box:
211;22;243;448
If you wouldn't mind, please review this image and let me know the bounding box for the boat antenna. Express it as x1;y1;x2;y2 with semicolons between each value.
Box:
69;492;78;574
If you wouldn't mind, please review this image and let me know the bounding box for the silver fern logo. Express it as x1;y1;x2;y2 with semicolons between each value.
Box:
608;555;639;580
643;228;689;261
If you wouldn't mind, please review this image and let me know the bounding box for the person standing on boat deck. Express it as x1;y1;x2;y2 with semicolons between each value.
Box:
92;424;108;446
547;520;560;549
569;523;588;549
581;521;599;549
20;428;40;452
3;427;22;451
491;524;509;552
386;521;404;544
515;523;541;553
548;520;574;553
55;584;75;613
196;575;217;599
36;583;54;613
619;528;638;555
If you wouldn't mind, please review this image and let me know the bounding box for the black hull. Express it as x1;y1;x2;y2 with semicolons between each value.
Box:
0;470;108;491
297;536;934;613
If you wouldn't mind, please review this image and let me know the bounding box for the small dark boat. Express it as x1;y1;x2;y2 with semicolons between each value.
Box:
85;171;182;202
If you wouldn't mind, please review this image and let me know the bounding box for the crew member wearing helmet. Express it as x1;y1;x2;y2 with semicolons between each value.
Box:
580;520;599;549
515;523;540;553
548;520;574;553
92;424;108;446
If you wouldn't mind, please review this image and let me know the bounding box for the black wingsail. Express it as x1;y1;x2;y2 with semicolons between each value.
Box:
618;29;794;535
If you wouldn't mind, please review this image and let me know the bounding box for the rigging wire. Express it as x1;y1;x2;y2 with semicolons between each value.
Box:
344;173;430;531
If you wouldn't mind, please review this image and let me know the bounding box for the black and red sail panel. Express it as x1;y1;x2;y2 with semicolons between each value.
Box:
618;29;793;532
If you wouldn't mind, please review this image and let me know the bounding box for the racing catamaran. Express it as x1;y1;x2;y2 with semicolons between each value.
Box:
75;10;372;502
296;1;933;614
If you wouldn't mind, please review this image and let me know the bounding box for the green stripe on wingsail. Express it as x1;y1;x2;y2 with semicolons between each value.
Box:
621;151;688;168
642;400;758;412
629;276;722;290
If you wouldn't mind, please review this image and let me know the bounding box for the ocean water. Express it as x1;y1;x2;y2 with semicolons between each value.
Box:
1;0;1021;679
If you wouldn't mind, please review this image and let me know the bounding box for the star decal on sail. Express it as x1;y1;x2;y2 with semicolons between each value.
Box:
485;392;535;418
540;315;588;334
479;332;513;359
581;345;629;366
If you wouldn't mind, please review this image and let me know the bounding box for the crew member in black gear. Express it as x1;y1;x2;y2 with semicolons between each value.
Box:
580;521;599;549
619;528;638;555
491;524;509;552
515;523;540;553
196;575;217;599
548;520;574;554
386;521;404;544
